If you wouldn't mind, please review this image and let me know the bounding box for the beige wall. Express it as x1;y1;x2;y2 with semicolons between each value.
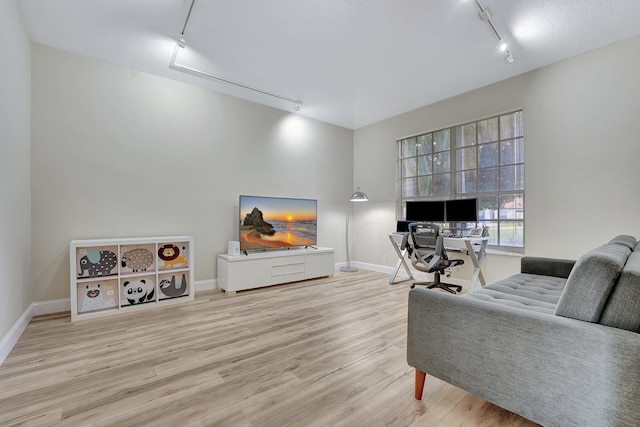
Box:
31;45;353;301
0;1;31;338
353;35;640;283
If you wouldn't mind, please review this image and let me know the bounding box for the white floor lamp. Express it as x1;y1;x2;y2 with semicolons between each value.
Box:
340;187;368;272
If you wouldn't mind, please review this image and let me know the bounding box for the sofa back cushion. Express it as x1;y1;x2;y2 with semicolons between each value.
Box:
554;240;632;322
599;251;640;332
609;235;637;250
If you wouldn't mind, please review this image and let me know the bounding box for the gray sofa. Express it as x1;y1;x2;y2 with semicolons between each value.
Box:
407;235;640;427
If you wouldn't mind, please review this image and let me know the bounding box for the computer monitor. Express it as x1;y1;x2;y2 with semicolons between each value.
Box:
445;198;478;222
396;220;412;233
405;201;446;222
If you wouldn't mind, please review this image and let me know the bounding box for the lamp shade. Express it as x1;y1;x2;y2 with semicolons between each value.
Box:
350;187;368;202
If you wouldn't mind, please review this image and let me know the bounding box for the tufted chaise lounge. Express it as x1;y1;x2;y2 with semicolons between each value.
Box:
407;235;640;427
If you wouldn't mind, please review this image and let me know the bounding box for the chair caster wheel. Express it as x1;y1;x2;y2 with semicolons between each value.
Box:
410;284;416;289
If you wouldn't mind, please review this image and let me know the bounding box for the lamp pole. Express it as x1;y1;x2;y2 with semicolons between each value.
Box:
340;188;368;273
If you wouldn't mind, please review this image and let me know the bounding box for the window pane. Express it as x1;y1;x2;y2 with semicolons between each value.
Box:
433;173;450;195
433;151;450;174
500;111;523;139
402;178;417;197
480;221;498;245
500;138;524;165
499;194;524;219
478;142;499;168
401;137;416;157
418;176;432;196
478;195;498;220
456;147;476;171
478;168;499;192
499;221;524;247
417;155;431;175
402;158;417;178
434;129;450;152
456;123;476;148
478;117;498;143
417;134;432;155
500;165;524;191
456;170;476;193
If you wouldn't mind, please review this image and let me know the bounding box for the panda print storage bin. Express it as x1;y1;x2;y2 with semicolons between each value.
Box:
120;276;156;306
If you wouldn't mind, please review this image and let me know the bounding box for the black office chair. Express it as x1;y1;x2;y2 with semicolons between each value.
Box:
408;222;464;294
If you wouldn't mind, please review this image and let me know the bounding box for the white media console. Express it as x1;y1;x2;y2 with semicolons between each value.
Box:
217;247;335;294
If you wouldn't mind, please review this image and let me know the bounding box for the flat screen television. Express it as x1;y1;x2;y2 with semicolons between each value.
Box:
239;195;317;252
445;198;478;222
405;200;446;222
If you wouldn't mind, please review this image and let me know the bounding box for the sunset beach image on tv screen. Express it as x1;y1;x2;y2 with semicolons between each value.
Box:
239;196;317;251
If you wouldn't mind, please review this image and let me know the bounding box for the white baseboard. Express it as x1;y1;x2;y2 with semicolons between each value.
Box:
33;298;71;316
195;279;217;292
0;303;34;365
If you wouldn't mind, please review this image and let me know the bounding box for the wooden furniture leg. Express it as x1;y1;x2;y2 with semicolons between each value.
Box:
415;369;426;400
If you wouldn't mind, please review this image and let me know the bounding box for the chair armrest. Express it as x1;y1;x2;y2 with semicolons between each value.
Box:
407;288;640;427
520;256;575;278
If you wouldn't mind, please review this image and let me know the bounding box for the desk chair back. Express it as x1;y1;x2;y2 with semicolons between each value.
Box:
408;222;464;294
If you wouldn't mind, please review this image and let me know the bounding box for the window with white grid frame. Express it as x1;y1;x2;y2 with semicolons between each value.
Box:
399;110;524;250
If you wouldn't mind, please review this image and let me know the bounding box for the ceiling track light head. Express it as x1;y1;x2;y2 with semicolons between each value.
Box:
177;35;187;48
504;50;515;64
294;103;301;111
478;7;492;22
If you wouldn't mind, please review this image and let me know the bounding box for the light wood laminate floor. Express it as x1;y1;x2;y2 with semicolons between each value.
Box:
0;270;539;426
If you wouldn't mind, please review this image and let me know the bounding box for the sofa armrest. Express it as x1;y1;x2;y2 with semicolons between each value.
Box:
520;256;575;278
407;288;640;427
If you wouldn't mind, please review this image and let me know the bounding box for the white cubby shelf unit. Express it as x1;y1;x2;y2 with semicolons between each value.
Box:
70;236;194;322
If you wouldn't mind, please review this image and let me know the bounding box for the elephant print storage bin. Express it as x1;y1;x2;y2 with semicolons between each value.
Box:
70;236;194;322
76;246;118;278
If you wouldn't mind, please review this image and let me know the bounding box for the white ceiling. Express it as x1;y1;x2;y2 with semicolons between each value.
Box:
18;0;640;129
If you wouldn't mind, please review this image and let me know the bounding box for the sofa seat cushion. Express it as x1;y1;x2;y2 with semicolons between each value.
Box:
466;273;566;315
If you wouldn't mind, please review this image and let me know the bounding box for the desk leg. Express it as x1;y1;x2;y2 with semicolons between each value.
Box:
389;235;414;284
465;239;488;291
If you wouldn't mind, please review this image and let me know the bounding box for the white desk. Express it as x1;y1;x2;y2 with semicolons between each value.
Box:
388;234;414;284
442;236;489;291
388;234;489;290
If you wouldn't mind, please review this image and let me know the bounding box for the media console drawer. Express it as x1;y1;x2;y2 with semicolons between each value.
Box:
272;261;305;275
217;247;335;294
